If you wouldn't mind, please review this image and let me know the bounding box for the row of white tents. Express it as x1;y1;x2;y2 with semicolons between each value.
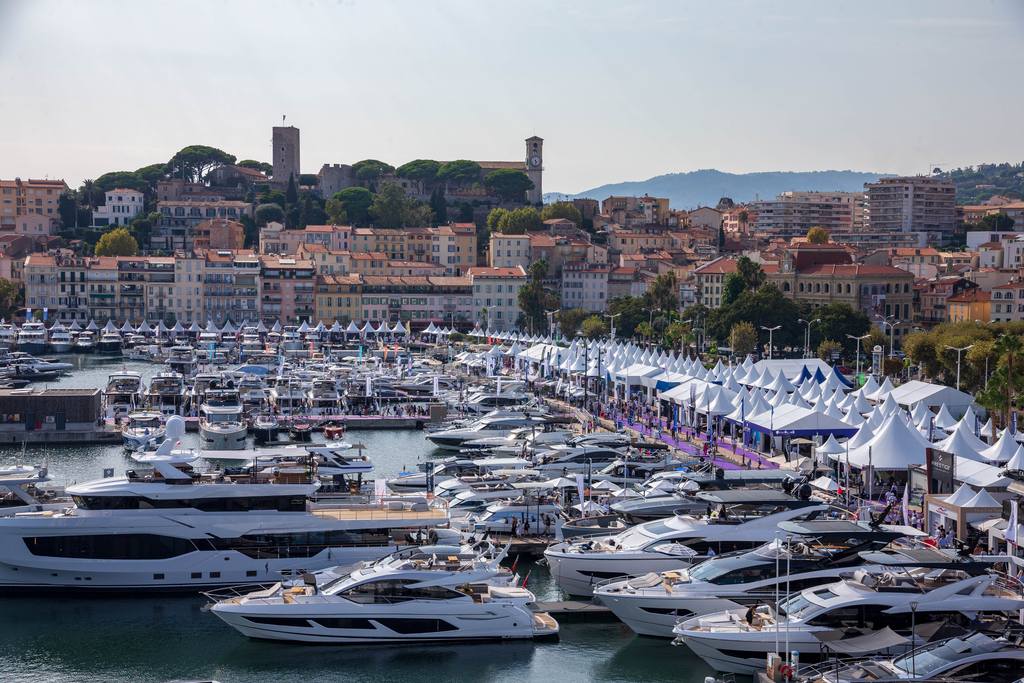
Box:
35;319;449;337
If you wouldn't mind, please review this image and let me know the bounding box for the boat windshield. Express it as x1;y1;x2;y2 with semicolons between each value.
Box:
687;556;774;585
891;635;1003;678
321;572;354;594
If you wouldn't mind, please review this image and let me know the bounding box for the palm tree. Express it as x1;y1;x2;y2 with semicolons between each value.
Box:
995;333;1023;427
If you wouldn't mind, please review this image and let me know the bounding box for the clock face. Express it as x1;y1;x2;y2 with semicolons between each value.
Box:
530;156;541;167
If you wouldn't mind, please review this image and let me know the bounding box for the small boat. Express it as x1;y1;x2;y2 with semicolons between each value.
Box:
323;423;345;440
252;414;279;444
122;410;166;451
289;421;313;442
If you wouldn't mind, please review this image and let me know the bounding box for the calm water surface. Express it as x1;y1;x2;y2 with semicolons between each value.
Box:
0;357;715;683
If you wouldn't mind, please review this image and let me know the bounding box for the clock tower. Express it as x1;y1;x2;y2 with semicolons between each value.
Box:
525;136;543;205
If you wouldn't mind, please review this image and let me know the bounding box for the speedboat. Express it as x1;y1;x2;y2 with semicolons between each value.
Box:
426;412;548;450
207;542;557;644
47;324;74;353
0;442;452;591
121;410;166;451
16;322;48;355
531;445;629;474
675;568;1024;675
199;389;247;450
544;490;828;597
594;520;923;637
385;456;531;494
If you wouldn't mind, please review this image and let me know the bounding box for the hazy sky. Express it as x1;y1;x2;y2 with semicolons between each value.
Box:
2;0;1022;193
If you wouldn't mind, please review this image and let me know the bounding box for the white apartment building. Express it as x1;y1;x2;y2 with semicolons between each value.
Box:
751;191;865;238
560;263;610;312
93;188;144;227
467;266;527;331
865;176;956;245
489;234;532;269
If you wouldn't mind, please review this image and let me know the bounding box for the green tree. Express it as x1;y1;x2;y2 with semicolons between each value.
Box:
437;160;482;185
981;333;1024;426
817;339;843;361
862;326;888;356
134;163;168;185
728;321;757;357
495;207;542;234
129;216;152;247
94;171;148;193
487;208;510;230
517;260;558;333
255;202;285;226
483;169;533;202
557;308;589;337
806;226;829;244
636;321;654;341
736;256;765;290
607;296;649;339
721;273;746;307
285;175;299;205
0;278;21;319
581;315;609;339
326;187;373;226
298;194;327;227
978;213;1015;232
237;159;273;175
429;187;448;225
541;202;582;226
165;145;236;183
814;302;871;353
94;227;139;256
370;183;433;228
396;159;441;184
707;283;801;350
353;159;395;186
663;321;690;350
644;271;679;312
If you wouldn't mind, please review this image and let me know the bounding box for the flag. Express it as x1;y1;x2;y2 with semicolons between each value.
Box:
1007;500;1019;546
575;473;585;505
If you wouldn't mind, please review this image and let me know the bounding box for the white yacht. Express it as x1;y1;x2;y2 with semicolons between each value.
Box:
594;520;923;637
96;330;123;355
385;456;531;494
207;543;557;644
121;410;166;451
462;391;534;414
307;378;341;415
458;499;563;535
675;569;1024;675
530;445;633;475
545;491;829;596
16;321;48;355
252;414;279;443
0;323;17;349
0;444;452;591
426;412;549;450
270;377;308;415
47;324;74;353
103;371;144;416
237;374;269;413
147;371;188;416
74;330;96;353
199;389;247;450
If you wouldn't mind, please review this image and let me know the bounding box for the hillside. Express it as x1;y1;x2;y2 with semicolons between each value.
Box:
546;169;887;208
939;163;1024;204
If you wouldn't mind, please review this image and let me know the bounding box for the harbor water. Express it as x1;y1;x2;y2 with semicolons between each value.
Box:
0;358;715;683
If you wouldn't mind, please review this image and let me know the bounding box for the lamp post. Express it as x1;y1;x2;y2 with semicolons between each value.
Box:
641;307;656;346
847;333;870;382
605;312;622;340
876;314;900;359
545;309;560;338
797;318;820;359
761;325;781;360
945;344;974;392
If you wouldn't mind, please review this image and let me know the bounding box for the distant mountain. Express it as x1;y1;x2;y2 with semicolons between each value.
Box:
546;169;889;209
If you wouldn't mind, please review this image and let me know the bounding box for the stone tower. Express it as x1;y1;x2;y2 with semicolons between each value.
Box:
272;125;300;186
525;136;543;205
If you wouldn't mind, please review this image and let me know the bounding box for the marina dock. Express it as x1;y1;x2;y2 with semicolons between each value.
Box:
533;601;614;620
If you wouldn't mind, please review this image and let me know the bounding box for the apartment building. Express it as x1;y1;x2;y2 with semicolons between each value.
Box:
489;233;532;269
692;257;737;309
315;274;362;324
947;289;991;323
865;176;957;245
360;276;474;327
914;276;978;327
991;280;1024;323
750;191;865;239
172;252;206;323
0;178;68;231
202;249;261;324
260;255;315;324
193;219;245;251
154;199;252;251
467;266;527;330
561;262;610;312
608;230;672;255
92;188;144;227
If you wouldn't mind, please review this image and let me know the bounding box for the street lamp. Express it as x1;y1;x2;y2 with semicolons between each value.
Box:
605;312;622;339
945;344;974;392
761;325;781;360
876;315;900;359
545;309;560;338
847;333;870;381
797;318;820;359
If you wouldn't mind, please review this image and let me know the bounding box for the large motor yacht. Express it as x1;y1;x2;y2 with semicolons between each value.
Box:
675;565;1024;675
545;490;829;597
0;323;17;349
270;377;309;415
207;542;558;644
103;371;144;417
74;330;96;353
594;520;923;637
96;330;123;355
199;388;247;450
47;323;74;353
16;321;48;355
0;442;452;591
147;371;188;416
426;411;549;450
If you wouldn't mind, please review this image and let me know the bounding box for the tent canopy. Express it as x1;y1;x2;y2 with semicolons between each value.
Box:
745;404;857;437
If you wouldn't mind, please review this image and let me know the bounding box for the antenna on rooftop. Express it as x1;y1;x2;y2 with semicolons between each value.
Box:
282;114;287;124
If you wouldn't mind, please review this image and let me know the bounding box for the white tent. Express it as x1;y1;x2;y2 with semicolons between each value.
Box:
189;321;202;332
980;429;1019;464
271;321;282;333
87;320;99;331
745;404;857;437
943;483;977;508
810;476;840;492
841;414;929;470
816;433;847;456
120;320;135;333
964;487;1000;509
868;376;895;402
172;321;185;333
933;420;988;461
889;380;974;415
346;321;361;334
854;375;880;398
932;404;958;431
297;320;311;333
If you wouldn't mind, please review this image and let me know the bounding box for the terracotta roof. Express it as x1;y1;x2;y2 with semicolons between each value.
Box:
796;264;915;277
693;257;737;275
948;289;991;303
467;266;527;278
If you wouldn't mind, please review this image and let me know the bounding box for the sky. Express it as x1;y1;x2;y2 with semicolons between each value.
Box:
1;0;1023;193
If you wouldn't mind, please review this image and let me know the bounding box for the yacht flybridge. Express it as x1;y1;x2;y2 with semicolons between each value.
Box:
0;440;451;592
207;542;558;644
